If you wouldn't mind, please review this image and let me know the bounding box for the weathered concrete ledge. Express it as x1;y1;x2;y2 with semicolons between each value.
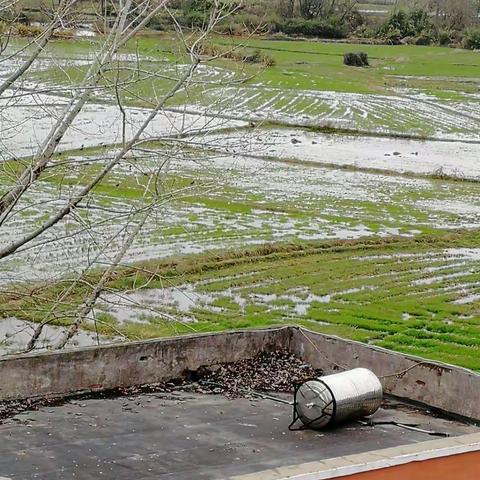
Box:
291;328;480;422
1;326;479;422
0;327;292;401
230;432;480;480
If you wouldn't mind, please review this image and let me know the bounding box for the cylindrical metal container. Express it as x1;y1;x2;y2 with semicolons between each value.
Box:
295;368;383;429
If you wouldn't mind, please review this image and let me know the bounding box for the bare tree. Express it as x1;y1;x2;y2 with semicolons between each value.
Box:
0;0;248;352
426;0;479;29
284;0;359;20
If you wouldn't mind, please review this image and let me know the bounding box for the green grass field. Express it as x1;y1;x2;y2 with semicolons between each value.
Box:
1;137;480;369
30;33;480;98
26;34;480;98
215;37;480;96
27;34;480;139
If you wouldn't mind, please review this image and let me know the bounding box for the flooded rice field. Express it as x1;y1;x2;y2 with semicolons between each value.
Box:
202;128;480;180
1;37;479;357
2;138;480;285
0;91;244;160
192;86;480;141
97;246;480;323
91;239;480;370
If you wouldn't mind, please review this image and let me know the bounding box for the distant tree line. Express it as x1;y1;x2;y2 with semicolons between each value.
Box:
155;0;480;48
160;1;363;39
5;0;480;49
376;1;480;48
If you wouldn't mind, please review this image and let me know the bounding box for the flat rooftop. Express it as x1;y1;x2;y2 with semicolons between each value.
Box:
0;391;477;480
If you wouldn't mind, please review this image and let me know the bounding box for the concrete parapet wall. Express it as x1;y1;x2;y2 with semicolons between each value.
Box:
291;328;480;421
1;326;479;422
0;327;292;401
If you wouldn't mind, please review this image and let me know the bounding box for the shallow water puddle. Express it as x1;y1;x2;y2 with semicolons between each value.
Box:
201;128;480;180
96;283;382;325
0;317;115;355
444;248;480;261
0;91;245;160
96;286;218;324
453;294;480;305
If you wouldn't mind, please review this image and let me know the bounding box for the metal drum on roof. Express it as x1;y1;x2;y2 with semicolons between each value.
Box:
295;368;383;429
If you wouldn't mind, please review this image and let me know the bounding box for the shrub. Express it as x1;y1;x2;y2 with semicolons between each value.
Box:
229;13;265;31
414;30;435;46
438;30;452;46
263;13;283;34
216;13;269;36
267;32;290;40
183;0;214;11
344;52;369;67
52;29;75;39
462;28;480;50
353;24;375;39
182;10;208;28
200;42;226;57
409;9;433;37
221;21;246;36
241;49;262;63
200;43;275;66
260;54;276;67
378;10;411;37
378;9;436;43
147;15;172;31
279;18;346;39
382;26;403;45
13;23;43;37
345;10;364;32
